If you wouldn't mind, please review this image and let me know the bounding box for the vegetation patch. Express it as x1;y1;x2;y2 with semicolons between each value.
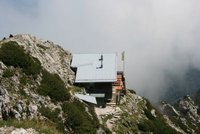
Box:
18;88;27;98
70;86;84;93
37;44;49;50
137;100;178;134
3;68;15;77
102;114;113;123
38;70;70;102
0;41;41;78
0;119;61;134
20;75;28;85
113;113;138;133
39;106;64;132
62;100;99;134
137;117;178;134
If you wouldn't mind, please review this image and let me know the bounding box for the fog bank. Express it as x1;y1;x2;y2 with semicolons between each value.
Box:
1;0;200;101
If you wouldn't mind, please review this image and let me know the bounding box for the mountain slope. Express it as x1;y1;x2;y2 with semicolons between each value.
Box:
159;94;200;134
3;34;74;86
0;35;100;133
1;34;196;134
95;90;179;133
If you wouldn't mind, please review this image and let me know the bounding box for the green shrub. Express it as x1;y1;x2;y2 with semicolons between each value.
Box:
62;100;98;134
138;119;178;134
137;121;153;132
137;99;178;134
37;44;48;50
22;57;41;78
138;113;178;133
39;106;64;132
2;69;14;77
70;86;84;93
20;76;28;85
38;70;70;102
19;88;27;97
0;41;41;77
39;106;60;123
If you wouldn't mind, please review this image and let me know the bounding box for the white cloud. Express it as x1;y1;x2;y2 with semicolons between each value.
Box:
1;0;200;101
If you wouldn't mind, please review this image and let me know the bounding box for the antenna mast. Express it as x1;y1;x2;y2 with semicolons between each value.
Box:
122;51;125;76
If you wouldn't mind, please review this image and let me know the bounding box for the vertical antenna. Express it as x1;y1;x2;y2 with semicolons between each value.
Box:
122;51;125;76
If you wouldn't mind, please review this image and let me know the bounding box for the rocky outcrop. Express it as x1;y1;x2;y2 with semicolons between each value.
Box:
0;36;72;132
3;34;74;86
0;127;38;134
160;101;180;117
0;61;49;120
177;95;199;121
96;90;178;133
159;95;200;133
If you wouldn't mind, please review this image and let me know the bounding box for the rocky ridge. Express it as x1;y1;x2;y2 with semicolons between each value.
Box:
0;34;74;121
4;34;74;86
159;95;200;133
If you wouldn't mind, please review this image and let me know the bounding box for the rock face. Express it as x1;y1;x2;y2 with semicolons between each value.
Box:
0;35;76;133
160;102;180;117
159;95;200;134
4;34;74;85
0;60;60;121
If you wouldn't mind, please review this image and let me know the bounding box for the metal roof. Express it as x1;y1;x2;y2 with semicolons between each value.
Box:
71;54;117;83
75;93;97;104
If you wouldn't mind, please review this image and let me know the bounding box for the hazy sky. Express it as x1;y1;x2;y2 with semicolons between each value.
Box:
1;0;200;101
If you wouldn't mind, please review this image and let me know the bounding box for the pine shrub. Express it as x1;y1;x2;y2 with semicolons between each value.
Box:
38;70;70;102
0;41;41;78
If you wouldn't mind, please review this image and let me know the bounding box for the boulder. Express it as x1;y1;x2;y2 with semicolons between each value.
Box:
0;86;6;96
28;103;38;119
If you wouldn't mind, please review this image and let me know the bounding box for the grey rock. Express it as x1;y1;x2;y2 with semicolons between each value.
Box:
161;104;179;117
12;109;21;120
151;109;157;117
0;101;3;119
97;127;106;134
16;102;23;113
7;34;75;86
0;61;7;70
0;127;39;134
178;96;199;118
28;103;38;119
0;86;6;96
11;128;39;134
0;96;4;101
